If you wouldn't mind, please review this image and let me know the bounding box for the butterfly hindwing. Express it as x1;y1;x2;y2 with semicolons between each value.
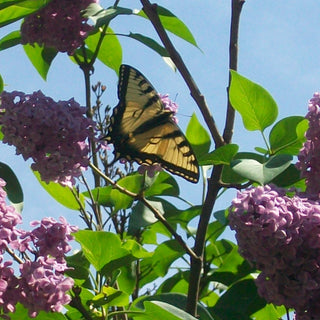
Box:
107;64;199;183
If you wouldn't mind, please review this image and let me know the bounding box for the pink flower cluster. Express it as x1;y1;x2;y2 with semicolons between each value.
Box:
296;92;320;197
160;93;179;123
229;185;320;319
0;179;77;317
0;90;94;187
20;0;99;55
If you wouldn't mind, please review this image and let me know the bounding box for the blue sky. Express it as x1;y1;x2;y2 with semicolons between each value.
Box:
0;0;318;231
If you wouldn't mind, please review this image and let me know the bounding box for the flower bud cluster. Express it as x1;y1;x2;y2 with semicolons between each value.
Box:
20;0;99;55
160;93;179;123
0;90;94;187
0;178;77;317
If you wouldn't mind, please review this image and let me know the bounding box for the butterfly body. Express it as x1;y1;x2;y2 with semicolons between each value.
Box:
106;64;199;183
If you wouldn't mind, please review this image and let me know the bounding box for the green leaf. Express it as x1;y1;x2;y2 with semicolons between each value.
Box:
269;116;308;155
83;4;133;27
0;162;23;211
270;164;302;187
133;294;213;320
229;70;278;132
128;32;169;57
199;144;239;166
137;6;198;47
85;27;122;74
231;154;293;185
65;251;90;282
23;43;57;80
92;286;129;307
74;230;129;271
0;0;50;27
8;302;66;319
82;185;113;207
128;200;162;235
211;278;266;320
221;152;264;184
33;170;84;210
132;300;199;320
0;31;21;51
0;74;3;95
144;171;180;197
251;304;287;320
110;174;144;211
186;113;211;158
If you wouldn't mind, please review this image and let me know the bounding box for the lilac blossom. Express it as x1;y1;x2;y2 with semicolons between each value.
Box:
138;163;163;178
229;184;320;319
160;93;179;123
20;0;99;55
0;90;95;187
296;92;320;197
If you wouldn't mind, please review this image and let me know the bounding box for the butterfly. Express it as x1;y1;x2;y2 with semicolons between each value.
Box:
106;64;199;183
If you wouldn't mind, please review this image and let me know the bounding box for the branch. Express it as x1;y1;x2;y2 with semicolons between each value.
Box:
186;0;246;316
89;163;200;260
223;0;245;143
140;0;224;148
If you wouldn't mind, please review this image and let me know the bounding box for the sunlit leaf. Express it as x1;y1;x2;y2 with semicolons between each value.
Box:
33;171;84;210
23;43;57;80
137;6;198;47
0;0;50;27
269;116;308;155
0;74;3;94
186;113;211;158
0;31;21;51
85;27;122;73
144;171;180;197
229;70;278;132
92;286;129;307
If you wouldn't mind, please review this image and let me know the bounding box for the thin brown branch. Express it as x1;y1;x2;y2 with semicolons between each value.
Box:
89;163;200;260
140;0;224;148
223;0;245;143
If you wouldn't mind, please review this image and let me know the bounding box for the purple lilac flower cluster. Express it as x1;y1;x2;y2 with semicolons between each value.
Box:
229;93;320;319
296;92;320;197
0;90;94;187
229;185;320;318
20;0;99;55
0;179;77;317
160;93;179;123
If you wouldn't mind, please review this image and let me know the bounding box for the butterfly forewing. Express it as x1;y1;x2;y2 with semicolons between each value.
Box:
107;64;199;183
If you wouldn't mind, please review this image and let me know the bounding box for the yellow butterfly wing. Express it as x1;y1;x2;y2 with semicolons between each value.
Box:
107;64;199;183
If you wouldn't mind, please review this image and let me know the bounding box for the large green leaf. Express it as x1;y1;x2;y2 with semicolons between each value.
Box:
186;113;211;158
132;300;199;320
133;294;213;320
85;27;122;74
230;154;292;185
211;278;266;320
74;230;129;271
269;116;308;155
23;43;57;80
138;6;198;48
229;70;278;132
0;162;23;212
0;31;21;51
33;170;84;210
0;0;50;27
92;286;129;307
